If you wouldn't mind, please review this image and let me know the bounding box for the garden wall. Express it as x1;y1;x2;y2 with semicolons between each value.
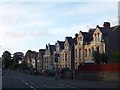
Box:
61;63;119;82
75;63;120;82
78;63;120;72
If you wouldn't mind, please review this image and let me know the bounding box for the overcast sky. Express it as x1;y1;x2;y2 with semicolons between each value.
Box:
0;0;119;56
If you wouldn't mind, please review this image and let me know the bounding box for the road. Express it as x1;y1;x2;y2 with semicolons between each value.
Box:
2;69;119;90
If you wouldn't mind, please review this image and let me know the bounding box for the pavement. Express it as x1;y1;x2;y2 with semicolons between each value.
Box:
2;69;119;89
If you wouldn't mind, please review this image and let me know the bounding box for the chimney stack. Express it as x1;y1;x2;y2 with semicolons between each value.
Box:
75;33;78;38
103;22;110;28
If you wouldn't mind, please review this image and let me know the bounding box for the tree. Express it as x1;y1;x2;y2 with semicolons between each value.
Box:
92;51;101;64
92;51;108;64
24;50;33;61
12;52;24;69
112;49;120;63
20;60;28;70
24;50;33;69
2;51;12;68
101;53;108;63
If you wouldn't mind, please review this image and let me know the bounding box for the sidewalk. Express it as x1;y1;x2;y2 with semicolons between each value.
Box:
34;74;119;88
9;69;119;88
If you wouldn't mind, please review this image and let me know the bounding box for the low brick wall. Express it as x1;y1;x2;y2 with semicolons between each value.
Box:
60;64;119;81
75;71;119;82
61;71;73;79
76;63;120;82
78;63;120;72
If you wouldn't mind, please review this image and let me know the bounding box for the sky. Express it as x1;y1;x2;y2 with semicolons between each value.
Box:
0;0;119;56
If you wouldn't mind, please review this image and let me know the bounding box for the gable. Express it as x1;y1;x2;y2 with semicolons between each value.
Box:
56;42;60;50
78;31;83;39
93;27;102;37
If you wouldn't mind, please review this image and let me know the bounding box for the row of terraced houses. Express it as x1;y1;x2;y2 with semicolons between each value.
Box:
26;22;120;71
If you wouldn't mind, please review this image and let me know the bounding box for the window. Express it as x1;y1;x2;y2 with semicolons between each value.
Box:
66;45;69;50
96;47;99;52
80;37;83;45
98;33;101;42
75;62;77;69
89;49;91;57
56;45;59;52
62;54;64;61
94;33;97;42
75;49;77;58
85;49;87;57
79;49;81;58
65;53;67;61
65;65;67;68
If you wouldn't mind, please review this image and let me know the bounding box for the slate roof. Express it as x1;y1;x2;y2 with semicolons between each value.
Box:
97;25;117;39
57;41;64;50
49;45;56;55
39;49;45;52
80;31;93;43
39;49;45;55
66;37;75;45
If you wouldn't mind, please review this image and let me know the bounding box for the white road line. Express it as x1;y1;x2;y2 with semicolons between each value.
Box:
20;79;38;90
24;82;29;85
21;80;24;82
58;83;76;88
29;85;37;90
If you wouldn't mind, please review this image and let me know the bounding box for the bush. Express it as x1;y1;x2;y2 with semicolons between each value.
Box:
93;51;108;64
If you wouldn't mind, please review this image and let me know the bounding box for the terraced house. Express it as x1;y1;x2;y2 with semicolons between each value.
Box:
59;37;76;70
74;22;119;69
41;22;120;71
37;49;45;71
43;44;55;70
54;40;64;70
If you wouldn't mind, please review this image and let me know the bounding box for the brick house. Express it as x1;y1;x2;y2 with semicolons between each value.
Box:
37;49;45;71
54;40;64;70
43;44;55;70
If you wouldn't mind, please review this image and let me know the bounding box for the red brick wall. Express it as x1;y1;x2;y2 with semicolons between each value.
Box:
78;63;120;72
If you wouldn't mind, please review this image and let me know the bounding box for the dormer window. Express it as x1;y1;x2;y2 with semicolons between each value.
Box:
56;44;59;53
65;43;69;50
94;32;101;42
94;33;97;42
97;33;101;42
80;37;83;45
77;37;83;45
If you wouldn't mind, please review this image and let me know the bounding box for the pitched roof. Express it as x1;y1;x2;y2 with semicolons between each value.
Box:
49;45;56;55
97;25;117;38
39;49;45;54
80;31;93;43
66;37;74;45
57;41;64;50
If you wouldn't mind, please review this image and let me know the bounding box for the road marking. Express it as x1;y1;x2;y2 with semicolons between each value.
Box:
20;79;38;90
29;85;37;90
25;82;29;85
58;83;76;88
21;80;24;82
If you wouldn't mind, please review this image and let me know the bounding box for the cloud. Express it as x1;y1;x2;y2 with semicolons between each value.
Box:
48;24;90;37
60;2;117;17
0;2;118;57
5;29;51;38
